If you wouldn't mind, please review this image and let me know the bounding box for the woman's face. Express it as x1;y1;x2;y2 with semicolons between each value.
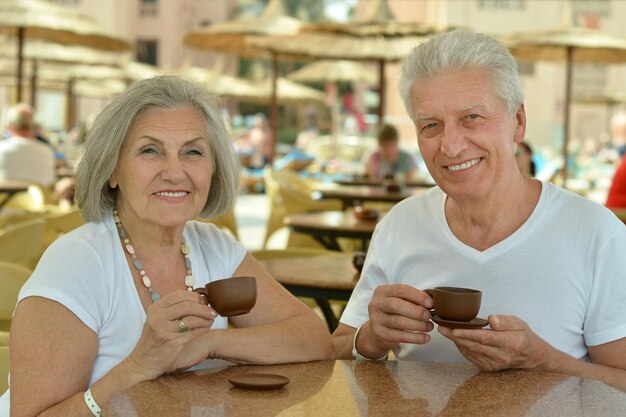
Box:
110;106;214;228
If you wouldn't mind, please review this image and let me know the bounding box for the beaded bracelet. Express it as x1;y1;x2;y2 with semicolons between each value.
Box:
84;388;101;417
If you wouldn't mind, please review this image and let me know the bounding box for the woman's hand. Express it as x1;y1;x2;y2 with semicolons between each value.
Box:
127;290;217;380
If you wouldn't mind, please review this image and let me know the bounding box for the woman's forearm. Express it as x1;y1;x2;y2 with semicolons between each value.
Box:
32;358;148;417
207;313;334;364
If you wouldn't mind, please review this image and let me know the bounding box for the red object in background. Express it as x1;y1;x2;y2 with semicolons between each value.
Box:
606;156;626;208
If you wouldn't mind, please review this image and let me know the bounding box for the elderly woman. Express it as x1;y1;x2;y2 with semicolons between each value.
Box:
2;76;333;416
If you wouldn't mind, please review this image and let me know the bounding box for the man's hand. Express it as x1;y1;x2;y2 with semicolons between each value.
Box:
438;315;552;371
355;284;435;358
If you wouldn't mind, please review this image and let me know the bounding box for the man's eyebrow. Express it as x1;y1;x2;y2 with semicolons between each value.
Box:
414;103;486;120
458;103;484;112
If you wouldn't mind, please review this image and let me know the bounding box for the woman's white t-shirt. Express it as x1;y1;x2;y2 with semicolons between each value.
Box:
0;213;246;412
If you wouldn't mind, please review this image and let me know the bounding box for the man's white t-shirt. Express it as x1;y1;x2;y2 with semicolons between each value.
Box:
0;213;247;412
341;182;626;363
0;136;56;186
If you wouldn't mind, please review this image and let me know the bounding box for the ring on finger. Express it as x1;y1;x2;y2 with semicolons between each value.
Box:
178;319;188;332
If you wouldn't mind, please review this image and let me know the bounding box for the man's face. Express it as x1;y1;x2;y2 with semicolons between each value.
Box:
409;69;526;202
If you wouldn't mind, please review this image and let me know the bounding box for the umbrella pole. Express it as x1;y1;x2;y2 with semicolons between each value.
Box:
30;60;38;108
561;47;573;185
16;27;25;103
269;53;279;164
377;59;385;127
65;78;75;132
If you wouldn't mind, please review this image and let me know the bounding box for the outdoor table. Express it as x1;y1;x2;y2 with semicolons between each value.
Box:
0;180;30;210
313;184;426;209
102;359;626;416
259;255;358;331
284;210;378;251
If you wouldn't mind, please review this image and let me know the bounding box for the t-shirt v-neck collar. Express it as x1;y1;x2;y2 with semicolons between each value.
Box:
438;182;548;262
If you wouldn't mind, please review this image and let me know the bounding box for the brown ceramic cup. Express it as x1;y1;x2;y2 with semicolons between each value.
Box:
353;206;380;221
194;276;257;317
423;287;481;322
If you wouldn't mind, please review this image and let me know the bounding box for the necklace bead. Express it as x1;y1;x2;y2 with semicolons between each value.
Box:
113;210;194;302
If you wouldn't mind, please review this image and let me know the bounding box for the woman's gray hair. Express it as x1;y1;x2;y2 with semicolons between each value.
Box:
398;30;524;118
75;75;240;222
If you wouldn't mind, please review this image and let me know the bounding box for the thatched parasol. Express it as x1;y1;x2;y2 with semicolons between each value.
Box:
0;0;132;101
179;66;264;101
504;26;626;181
183;0;300;59
183;0;302;162
180;66;324;104
286;60;377;84
0;38;126;105
287;60;377;158
248;0;454;124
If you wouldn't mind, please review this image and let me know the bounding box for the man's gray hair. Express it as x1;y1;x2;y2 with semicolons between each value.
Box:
75;75;240;222
398;30;524;118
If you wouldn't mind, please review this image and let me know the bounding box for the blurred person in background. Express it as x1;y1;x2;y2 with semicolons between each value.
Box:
365;124;417;181
515;141;536;177
0;103;56;187
247;113;272;168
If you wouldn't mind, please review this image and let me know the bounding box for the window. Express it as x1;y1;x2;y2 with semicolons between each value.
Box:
477;0;526;11
140;0;158;17
136;39;158;66
48;0;81;5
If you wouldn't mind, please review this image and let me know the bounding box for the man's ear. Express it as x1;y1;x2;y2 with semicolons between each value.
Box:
513;103;527;144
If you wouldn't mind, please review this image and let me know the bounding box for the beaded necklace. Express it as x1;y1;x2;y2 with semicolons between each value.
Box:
113;210;195;303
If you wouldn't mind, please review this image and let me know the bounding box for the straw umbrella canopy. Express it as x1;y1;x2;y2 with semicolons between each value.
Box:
183;0;300;59
286;60;377;85
179;66;264;101
249;0;453;125
0;0;132;102
504;26;626;181
256;78;325;104
0;37;121;105
287;60;377;156
183;0;302;162
180;66;324;104
31;61;164;129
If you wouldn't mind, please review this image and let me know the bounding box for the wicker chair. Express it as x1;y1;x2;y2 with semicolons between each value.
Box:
262;169;342;249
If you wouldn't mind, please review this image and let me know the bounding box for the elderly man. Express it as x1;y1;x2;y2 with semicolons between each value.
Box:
0;103;56;187
333;30;626;389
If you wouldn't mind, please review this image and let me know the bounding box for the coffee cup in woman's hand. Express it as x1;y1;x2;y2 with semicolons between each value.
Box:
194;276;257;317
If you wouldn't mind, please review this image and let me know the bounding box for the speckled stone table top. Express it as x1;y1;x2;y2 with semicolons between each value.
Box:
102;360;626;416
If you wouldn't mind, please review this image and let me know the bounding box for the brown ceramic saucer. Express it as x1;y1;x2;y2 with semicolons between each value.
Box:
431;315;489;329
228;373;290;390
